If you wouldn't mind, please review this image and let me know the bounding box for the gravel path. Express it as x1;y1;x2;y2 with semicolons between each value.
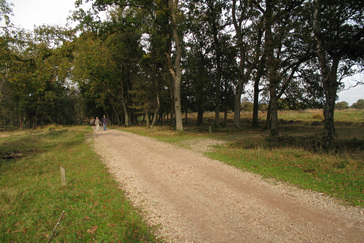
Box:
93;129;363;242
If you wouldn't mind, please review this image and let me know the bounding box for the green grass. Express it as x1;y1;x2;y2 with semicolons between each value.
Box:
0;126;158;242
277;109;364;123
207;146;363;207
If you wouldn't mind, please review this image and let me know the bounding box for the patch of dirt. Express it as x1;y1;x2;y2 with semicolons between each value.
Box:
184;138;227;153
0;152;23;160
92;129;364;242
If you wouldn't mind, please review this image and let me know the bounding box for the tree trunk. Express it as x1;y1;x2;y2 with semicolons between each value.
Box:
265;0;279;136
121;98;129;127
145;109;150;128
233;83;243;128
266;102;271;129
322;57;340;150
197;104;203;126
252;58;264;127
269;87;279;136
232;0;263;129
313;0;340;150
151;82;160;130
223;77;228;127
252;78;260;128
173;80;183;131
167;0;183;131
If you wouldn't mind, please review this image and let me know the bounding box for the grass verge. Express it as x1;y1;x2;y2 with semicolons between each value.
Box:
0;126;158;242
207;146;363;207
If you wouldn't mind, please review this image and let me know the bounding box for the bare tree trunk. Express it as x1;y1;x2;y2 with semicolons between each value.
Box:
252;58;265;127
145;108;150;128
266;102;271;129
233;85;243;128
269;86;279;136
121;98;129;127
151;81;160;130
167;0;183;131
252;78;260;128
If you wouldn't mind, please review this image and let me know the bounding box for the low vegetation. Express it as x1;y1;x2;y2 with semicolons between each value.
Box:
0;126;158;242
121;109;364;207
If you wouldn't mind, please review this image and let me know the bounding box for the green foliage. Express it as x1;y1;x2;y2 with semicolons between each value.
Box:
336;101;349;110
0;0;12;28
241;99;254;112
0;25;80;128
351;99;364;109
0;127;158;242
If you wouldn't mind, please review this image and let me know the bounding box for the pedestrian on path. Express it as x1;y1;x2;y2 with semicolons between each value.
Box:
102;115;108;131
95;117;101;131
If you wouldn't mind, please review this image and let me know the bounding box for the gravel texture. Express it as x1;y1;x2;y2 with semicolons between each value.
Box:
92;129;364;242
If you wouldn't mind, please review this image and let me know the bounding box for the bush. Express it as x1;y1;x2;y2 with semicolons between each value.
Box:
336;101;349;110
351;99;364;109
241;101;254;112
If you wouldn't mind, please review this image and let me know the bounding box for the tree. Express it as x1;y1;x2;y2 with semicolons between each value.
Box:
313;0;364;149
336;101;349;110
256;0;312;134
2;28;78;128
166;0;184;131
351;99;364;109
232;0;263;129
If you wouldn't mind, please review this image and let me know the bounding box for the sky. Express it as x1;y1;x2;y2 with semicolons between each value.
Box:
7;0;364;106
8;0;77;29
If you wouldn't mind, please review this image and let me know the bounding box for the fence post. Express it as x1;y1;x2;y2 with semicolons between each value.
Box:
60;166;66;186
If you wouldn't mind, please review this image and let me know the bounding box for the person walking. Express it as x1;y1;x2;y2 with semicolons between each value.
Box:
95;117;101;131
102;115;108;131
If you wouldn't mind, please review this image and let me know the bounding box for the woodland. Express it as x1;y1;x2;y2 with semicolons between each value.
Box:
0;0;363;150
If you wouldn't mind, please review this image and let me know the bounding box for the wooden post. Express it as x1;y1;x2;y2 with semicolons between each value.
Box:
209;126;212;134
60;166;66;186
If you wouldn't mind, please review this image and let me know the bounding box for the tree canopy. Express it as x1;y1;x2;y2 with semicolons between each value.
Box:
1;0;363;148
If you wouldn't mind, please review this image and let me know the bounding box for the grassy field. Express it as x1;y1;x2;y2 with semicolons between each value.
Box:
0;126;158;242
120;109;364;207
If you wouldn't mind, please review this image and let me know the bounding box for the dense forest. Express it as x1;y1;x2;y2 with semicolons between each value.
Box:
0;0;363;149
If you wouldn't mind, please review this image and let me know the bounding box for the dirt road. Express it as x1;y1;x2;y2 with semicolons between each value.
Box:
93;129;363;242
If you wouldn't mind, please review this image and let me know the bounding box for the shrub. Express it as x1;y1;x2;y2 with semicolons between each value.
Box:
336;101;349;110
351;99;364;109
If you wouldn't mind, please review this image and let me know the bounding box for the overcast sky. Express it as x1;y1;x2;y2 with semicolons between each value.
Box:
8;0;77;29
7;0;364;105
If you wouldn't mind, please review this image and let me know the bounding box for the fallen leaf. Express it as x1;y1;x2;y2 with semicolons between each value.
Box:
87;226;98;234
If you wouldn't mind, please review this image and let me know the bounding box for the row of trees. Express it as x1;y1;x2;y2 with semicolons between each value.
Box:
336;99;364;110
1;0;363;149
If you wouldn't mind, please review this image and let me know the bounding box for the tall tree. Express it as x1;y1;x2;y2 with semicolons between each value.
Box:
232;0;263;129
166;0;184;131
313;0;364;149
